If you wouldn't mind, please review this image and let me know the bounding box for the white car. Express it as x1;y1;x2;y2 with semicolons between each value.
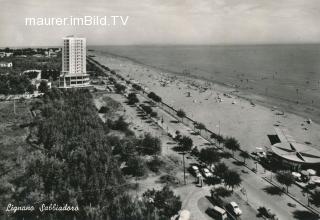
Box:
191;166;201;177
192;166;199;172
228;202;242;216
202;168;214;178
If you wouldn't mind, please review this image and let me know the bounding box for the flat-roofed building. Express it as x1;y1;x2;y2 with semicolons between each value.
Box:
0;61;12;68
270;126;320;170
59;36;89;88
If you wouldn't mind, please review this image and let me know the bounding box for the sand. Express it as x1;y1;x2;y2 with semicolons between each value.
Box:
89;51;320;154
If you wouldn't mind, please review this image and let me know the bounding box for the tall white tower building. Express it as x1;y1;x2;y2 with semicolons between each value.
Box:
59;36;90;88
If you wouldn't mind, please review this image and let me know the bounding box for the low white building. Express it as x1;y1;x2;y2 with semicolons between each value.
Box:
0;61;13;68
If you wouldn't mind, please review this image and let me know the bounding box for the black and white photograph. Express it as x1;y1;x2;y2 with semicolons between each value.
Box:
1;0;320;219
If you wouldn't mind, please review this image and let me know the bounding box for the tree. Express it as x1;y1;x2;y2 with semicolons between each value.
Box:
224;170;242;191
140;104;153;115
199;148;220;165
239;150;250;164
211;133;225;147
179;136;193;151
127;156;147;177
147;156;163;173
128;93;139;105
191;146;199;156
276;171;295;193
132;84;142;91
140;133;161;155
150;111;158;118
148;92;162;102
195;122;206;130
98;106;109;113
177;109;186;118
224;137;240;156
109;116;129;131
219;151;232;159
114;83;126;93
26;84;36;94
143;186;182;220
211;187;232;198
310;189;320;207
215;163;229;179
38;80;49;93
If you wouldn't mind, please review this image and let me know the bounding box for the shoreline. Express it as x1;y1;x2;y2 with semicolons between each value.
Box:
89;49;320;124
89;50;320;153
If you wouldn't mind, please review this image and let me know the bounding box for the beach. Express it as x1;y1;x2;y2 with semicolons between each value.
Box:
89;50;320;154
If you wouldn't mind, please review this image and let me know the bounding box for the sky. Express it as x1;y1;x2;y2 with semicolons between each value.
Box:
0;0;320;47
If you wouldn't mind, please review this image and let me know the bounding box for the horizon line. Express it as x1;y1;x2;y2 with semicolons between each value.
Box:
1;42;320;49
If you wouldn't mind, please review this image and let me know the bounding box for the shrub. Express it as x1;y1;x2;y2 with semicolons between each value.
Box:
191;146;199;156
179;136;193;151
108;116;129;131
38;80;49;93
147;156;163;173
132;84;142;91
114;83;126;93
98;106;109;113
140;104;153;115
177;109;186;118
148;92;162;102
150;111;158;118
127;93;139;105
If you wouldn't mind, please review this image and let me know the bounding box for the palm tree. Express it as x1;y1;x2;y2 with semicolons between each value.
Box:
179;136;193;152
224;170;242;191
177;109;186;122
215;163;229;179
240;150;250;164
302;183;316;206
276;171;295;193
199;148;220;166
195;122;206;131
224;137;240;157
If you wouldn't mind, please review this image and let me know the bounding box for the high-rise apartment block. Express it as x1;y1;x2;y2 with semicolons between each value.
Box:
59;36;90;88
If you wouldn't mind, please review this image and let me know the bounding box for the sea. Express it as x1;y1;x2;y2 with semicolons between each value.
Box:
89;44;320;122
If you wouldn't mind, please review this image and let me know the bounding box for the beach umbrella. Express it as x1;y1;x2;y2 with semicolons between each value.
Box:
291;172;301;178
307;169;316;176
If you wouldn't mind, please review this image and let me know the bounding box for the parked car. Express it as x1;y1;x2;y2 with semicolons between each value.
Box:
191;165;202;177
201;168;213;178
257;151;266;158
206;206;228;220
227;202;242;216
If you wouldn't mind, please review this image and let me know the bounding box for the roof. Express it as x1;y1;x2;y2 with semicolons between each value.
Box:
213;206;226;214
230;202;238;207
271;127;320;164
